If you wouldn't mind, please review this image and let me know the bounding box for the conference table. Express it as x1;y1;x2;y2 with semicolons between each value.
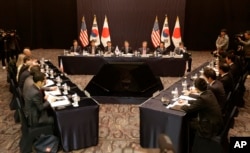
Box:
139;62;209;153
44;61;99;152
58;55;186;77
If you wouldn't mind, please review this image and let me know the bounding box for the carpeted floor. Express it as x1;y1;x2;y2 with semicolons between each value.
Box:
0;49;249;153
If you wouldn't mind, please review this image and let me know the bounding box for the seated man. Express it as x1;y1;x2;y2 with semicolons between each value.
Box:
23;65;56;97
174;42;192;72
87;40;100;55
70;40;82;54
23;72;54;127
23;48;32;57
120;40;133;54
181;78;223;139
218;62;234;95
225;53;241;83
104;41;115;55
156;42;168;55
18;56;35;90
203;67;226;111
138;41;150;55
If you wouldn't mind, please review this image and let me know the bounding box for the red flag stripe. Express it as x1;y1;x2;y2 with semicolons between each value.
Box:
79;16;89;47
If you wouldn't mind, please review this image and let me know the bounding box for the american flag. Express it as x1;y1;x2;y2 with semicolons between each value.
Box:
151;16;161;48
79;16;89;47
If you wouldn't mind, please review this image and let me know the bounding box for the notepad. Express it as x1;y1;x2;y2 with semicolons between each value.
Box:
166;99;190;111
44;87;61;96
179;95;197;101
44;79;54;87
48;96;71;107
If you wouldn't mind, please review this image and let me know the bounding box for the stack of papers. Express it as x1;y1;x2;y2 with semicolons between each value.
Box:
122;53;133;57
174;55;183;58
44;79;54;87
166;99;190;109
44;87;61;96
47;95;71;107
166;95;196;111
162;55;170;58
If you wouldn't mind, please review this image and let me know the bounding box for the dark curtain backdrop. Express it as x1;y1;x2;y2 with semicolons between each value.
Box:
185;0;250;50
1;0;250;50
76;0;186;50
0;0;77;49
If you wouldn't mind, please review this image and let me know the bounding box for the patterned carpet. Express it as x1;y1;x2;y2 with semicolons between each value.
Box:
0;49;249;153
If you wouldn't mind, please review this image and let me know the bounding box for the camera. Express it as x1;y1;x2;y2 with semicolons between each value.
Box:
234;33;245;45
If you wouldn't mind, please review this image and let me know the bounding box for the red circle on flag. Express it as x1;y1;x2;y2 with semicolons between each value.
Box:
102;28;110;38
173;28;181;38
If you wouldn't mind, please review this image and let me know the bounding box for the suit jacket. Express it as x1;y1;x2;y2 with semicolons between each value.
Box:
229;63;240;83
156;47;168;55
23;84;50;127
174;47;187;55
138;47;150;55
70;45;82;54
208;80;227;110
104;46;115;54
87;46;100;55
18;70;30;90
120;47;133;54
182;90;223;138
218;73;234;95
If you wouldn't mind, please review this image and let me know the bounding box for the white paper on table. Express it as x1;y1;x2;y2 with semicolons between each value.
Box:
141;54;152;58
179;95;197;101
166;99;190;109
82;52;89;56
162;55;170;58
103;54;112;57
44;87;61;96
174;55;183;58
122;53;133;57
44;79;54;87
48;96;70;107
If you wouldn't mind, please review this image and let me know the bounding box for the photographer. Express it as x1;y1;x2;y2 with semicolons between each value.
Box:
238;30;250;73
0;30;9;69
212;29;229;57
8;30;21;60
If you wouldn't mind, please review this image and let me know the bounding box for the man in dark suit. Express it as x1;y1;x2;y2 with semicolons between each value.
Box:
120;40;133;54
203;67;226;110
23;72;54;127
70;40;82;54
174;42;192;72
218;62;234;95
104;41;115;55
18;57;35;90
87;40;100;55
138;41;150;55
181;78;223;139
225;53;241;83
23;65;56;97
156;42;168;55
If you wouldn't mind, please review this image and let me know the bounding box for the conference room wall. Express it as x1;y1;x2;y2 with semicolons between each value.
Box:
184;0;250;50
76;0;186;51
1;0;250;50
0;0;77;49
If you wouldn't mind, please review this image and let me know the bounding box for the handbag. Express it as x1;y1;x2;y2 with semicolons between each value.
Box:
34;134;59;153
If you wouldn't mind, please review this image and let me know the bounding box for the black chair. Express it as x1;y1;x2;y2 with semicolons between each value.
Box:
16;97;53;153
9;79;19;110
191;106;237;153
